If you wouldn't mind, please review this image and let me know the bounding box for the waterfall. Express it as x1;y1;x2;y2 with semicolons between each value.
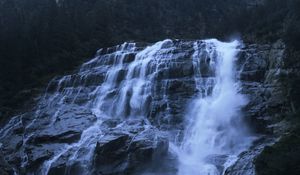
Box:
0;39;255;175
177;39;253;175
38;40;173;174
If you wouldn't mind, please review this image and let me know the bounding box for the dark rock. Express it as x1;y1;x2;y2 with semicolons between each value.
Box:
24;144;60;170
93;121;169;175
0;39;298;175
0;152;14;175
225;137;275;175
123;53;136;63
28;108;96;144
254;131;300;175
227;39;297;174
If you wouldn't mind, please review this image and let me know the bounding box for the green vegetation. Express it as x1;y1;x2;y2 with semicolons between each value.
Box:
0;0;299;122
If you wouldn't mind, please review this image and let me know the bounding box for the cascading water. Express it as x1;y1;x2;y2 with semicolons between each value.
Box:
40;41;171;174
176;39;253;175
0;39;255;175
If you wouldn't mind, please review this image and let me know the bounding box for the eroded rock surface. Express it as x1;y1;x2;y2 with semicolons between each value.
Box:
0;39;296;175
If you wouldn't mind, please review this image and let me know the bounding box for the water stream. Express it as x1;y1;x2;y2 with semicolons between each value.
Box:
0;39;255;175
176;39;253;175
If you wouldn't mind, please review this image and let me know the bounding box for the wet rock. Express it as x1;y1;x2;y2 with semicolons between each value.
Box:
84;72;106;87
227;39;296;174
0;116;24;168
28;108;96;144
43;119;169;175
238;41;288;134
24;144;61;171
94;134;130;169
115;69;128;83
0;152;14;175
93;121;169;175
123;53;136;63
0;39;297;175
47;148;88;175
225;137;275;175
254;131;300;175
240;70;266;82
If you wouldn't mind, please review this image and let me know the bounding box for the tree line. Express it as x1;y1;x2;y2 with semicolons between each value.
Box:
0;0;299;122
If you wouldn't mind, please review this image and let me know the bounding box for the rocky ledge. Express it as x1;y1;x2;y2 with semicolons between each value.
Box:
0;39;298;175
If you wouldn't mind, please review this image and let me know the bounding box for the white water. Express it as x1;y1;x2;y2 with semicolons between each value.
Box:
176;39;253;175
39;40;171;174
42;120;104;175
114;39;171;118
0;39;255;175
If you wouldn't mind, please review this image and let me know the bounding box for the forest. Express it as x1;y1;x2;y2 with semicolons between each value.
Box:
1;0;300;175
0;0;299;120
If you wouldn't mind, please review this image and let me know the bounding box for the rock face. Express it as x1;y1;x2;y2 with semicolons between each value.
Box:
0;39;295;175
0;152;14;175
239;41;289;133
226;40;298;175
92;121;168;175
46;119;169;175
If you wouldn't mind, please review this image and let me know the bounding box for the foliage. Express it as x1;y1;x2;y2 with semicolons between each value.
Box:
0;0;299;121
